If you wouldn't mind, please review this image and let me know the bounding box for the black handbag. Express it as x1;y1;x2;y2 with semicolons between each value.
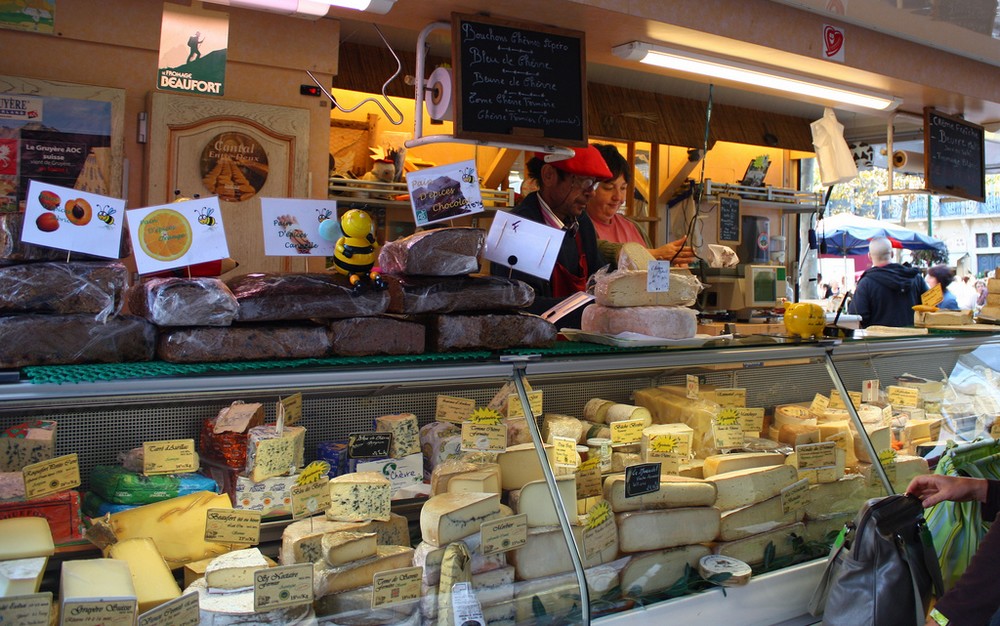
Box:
809;494;944;626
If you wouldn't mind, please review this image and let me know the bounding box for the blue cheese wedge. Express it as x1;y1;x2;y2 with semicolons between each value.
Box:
419;492;501;547
327;472;391;522
375;413;420;459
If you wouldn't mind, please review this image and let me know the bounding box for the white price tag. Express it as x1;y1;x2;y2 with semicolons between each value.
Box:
647;260;671;292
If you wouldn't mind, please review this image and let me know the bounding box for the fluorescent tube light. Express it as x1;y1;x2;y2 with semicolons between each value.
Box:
612;41;899;111
311;0;396;13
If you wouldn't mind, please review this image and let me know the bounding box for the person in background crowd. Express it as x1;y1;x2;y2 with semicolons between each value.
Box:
848;236;926;327
951;275;979;310
587;143;696;267
977;279;988;308
907;473;1000;626
926;265;960;310
491;146;610;325
817;273;834;298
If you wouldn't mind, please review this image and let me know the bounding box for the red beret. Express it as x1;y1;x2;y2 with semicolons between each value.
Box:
536;146;613;180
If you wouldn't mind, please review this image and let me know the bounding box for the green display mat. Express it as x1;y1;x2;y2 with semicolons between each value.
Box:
18;341;662;386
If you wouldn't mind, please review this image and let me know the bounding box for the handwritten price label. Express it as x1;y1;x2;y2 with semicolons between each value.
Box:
143;439;197;475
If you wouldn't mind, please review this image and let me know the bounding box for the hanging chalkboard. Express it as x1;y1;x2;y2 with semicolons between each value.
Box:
924;108;985;202
451;13;587;147
718;194;741;245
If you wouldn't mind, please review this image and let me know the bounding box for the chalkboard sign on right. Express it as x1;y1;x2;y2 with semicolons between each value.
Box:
924;108;985;202
718;194;741;245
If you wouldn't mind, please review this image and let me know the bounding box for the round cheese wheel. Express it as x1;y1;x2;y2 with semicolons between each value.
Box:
698;554;752;586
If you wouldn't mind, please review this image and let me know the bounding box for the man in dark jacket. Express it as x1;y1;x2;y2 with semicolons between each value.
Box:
491;146;611;325
849;236;926;327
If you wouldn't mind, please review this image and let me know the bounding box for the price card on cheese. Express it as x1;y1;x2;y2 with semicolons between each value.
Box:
435;395;476;423
143;439;197;475
481;513;527;555
348;432;393;459
278;393;302;427
624;463;661;498
877;449;898;484
686;374;699;399
22;453;80;500
61;599;136;626
610;419;644;445
737;408;765;433
646;260;671;292
0;592;51;626
506;391;543;419
205;508;262;545
371;566;422;609
254;563;313;612
646;433;691;458
716;388;747;408
780;478;809;515
291;479;330;519
460;422;507;453
795;442;838;469
138;591;200;626
712;409;744;449
583;501;617;560
809;393;830;414
552;436;578;468
862;380;880;404
887;385;920;408
575;457;602;499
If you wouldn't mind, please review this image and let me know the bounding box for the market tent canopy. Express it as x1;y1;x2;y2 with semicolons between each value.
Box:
818;212;946;255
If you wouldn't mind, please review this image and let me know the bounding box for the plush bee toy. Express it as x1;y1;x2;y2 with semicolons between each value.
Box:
331;209;385;291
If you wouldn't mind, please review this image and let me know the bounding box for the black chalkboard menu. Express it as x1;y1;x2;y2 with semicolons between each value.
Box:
718;194;741;245
451;13;587;147
924;108;985;202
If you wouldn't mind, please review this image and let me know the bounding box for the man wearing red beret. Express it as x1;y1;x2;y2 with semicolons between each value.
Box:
491;145;612;326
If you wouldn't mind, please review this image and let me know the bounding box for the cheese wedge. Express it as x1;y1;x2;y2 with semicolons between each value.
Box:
706;464;799;511
507;522;619;580
718;494;805;542
280;514;408;564
509;475;577;527
420;492;501;547
106;537;182;612
497;443;554;491
714;522;805;566
702;452;785;477
447;467;501;495
322;531;378;567
327;472;391;522
602;474;717;512
616;508;720;552
0;557;46;597
204;547;268;590
431;461;479;495
313;545;415;596
61;558;136;604
0;517;54;560
620;545;711;594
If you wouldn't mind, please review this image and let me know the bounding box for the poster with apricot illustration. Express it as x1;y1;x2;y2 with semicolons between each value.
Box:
126;196;230;274
21;180;125;259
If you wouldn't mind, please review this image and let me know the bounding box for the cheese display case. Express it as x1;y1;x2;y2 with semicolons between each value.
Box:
1;332;997;624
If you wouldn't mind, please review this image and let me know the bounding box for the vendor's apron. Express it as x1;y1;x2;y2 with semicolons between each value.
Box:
550;230;588;298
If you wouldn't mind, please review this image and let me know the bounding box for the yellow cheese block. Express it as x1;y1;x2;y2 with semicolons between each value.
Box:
106;537;181;613
88;491;232;569
0;517;54;560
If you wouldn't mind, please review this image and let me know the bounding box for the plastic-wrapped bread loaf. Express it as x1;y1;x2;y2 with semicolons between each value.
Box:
328;317;425;356
228;272;388;322
128;277;238;327
0;314;155;368
378;227;485;276
427;313;557;351
383;274;533;314
157;323;332;363
582;304;697;339
0;261;128;320
0;212;130;262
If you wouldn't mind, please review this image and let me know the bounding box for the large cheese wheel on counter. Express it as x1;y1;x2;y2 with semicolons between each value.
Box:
582;304;697;339
593;269;702;308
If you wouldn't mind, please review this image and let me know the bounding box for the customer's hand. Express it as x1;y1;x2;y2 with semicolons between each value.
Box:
906;474;988;508
651;236;696;266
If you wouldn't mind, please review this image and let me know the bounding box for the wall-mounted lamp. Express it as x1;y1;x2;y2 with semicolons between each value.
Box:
612;41;900;112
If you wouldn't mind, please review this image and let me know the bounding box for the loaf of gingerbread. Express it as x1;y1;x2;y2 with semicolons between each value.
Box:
0;261;128;320
426;312;557;351
328;316;425;356
228;272;388;322
378;227;485;276
383;274;533;314
0;314;156;368
128;277;238;327
157;323;332;363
